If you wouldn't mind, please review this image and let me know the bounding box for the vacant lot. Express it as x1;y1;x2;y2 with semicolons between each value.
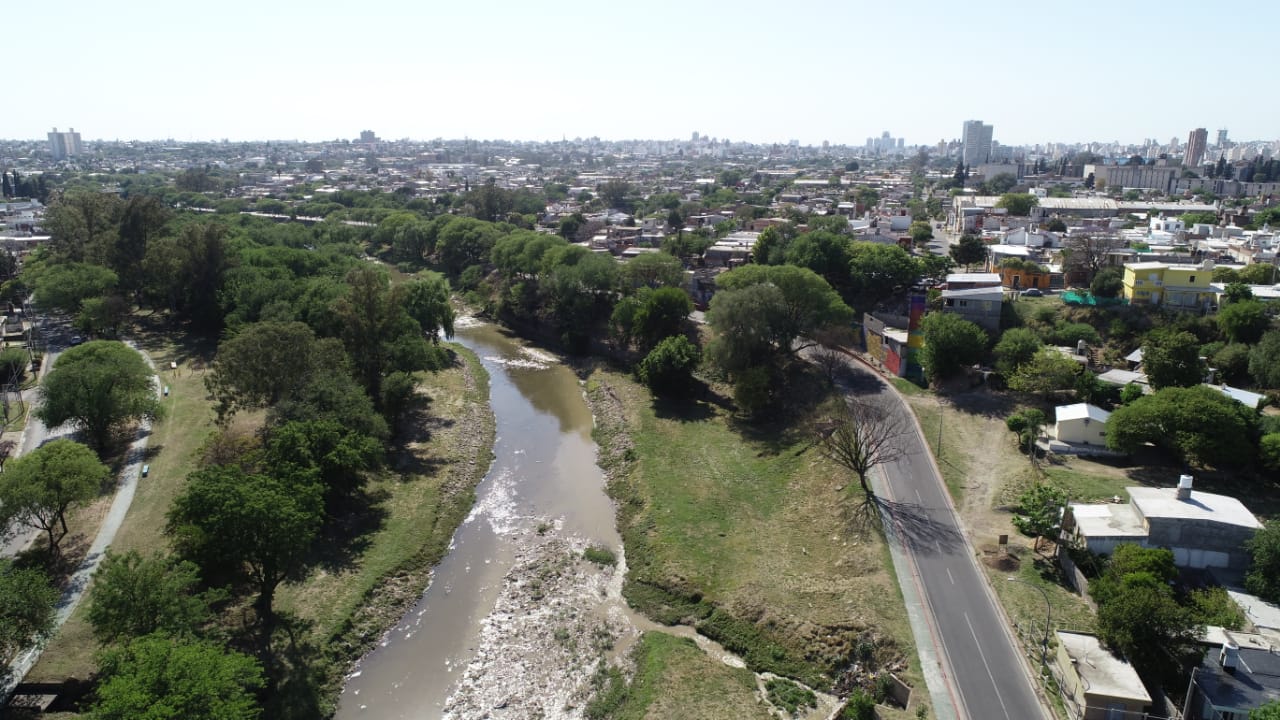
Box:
588;366;918;714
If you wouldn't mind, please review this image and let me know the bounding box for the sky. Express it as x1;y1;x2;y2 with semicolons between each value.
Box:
14;0;1279;147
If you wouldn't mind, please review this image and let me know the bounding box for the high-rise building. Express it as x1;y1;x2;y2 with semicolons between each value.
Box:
1185;127;1208;168
47;127;83;160
961;120;993;166
1216;128;1229;149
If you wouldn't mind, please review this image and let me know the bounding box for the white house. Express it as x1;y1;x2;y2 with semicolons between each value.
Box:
1053;403;1111;445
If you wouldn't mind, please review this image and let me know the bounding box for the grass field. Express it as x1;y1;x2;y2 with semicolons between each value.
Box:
589;366;918;698
592;632;773;720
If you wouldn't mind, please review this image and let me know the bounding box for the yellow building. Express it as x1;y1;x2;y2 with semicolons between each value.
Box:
1122;260;1215;309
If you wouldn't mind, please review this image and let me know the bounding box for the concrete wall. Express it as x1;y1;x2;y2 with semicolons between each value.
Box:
1146;517;1255;570
1055;418;1109;445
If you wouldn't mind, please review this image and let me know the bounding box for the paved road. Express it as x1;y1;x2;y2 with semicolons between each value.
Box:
831;356;1048;720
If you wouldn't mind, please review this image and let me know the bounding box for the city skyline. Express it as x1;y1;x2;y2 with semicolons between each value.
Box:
11;0;1280;147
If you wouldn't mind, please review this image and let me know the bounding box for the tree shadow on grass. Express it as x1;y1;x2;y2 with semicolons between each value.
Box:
308;486;392;574
650;394;716;423
261;612;329;720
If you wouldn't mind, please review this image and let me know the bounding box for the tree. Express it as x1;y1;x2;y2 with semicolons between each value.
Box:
434;217;501;275
400;272;456;342
848;241;918;306
995;193;1038;217
88;551;219;644
1246;521;1280;603
908;221;933;246
206;322;327;419
42;190;123;262
31;261;119;313
37;341;161;453
817;398;905;500
1045;218;1067;233
1141;328;1204;390
706;283;789;375
113;195;169;295
1218;300;1271;344
1239;263;1276;285
263;419;382;510
986;173;1018;194
1224;282;1254;304
994;327;1042;376
0;559;58;662
0;439;109;556
633;287;692;351
636;336;701;396
1005;409;1047;456
89;635;264;720
1212;343;1252;385
1252;702;1280;720
620;252;684;291
1119;382;1145;405
1062;235;1114;282
1090;545;1198;679
77;294;131;337
919;313;987;381
1012;483;1067;552
1263;434;1280;473
168;464;322;624
711;264;852;368
1089;267;1124;299
1006;348;1081;396
1106;385;1257;467
949;234;987;271
1251;331;1280;388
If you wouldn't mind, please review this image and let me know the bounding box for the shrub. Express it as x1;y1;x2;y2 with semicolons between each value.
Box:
635;335;700;396
766;677;816;715
841;689;876;720
0;347;26;385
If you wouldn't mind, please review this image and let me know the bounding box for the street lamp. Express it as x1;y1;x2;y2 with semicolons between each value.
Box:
1007;576;1052;665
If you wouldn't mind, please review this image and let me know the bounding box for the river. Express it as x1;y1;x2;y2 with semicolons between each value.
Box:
334;318;639;719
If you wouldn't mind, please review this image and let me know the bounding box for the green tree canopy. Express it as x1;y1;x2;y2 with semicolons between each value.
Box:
636;335;701;396
0;439;109;555
89;634;264;720
1218;300;1271;344
434;216;501;275
37;341;161;454
1089;545;1198;680
1141;328;1205;389
1012;483;1067;551
88;551;219;645
400;272;456;342
1246;521;1280;603
0;559;58;663
919;313;987;381
168;464;323;622
908;221;934;245
1251;331;1280;388
1090;267;1124;299
706;283;790;375
949;234;987;270
713;264;852;362
1006;347;1082;396
1105;384;1257;467
205;322;329;419
993;327;1043;376
995;193;1038;216
30;261;119;313
631;287;693;351
620;251;684;291
848;242;917;307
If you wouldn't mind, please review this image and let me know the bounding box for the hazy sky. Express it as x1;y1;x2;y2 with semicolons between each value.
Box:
15;0;1278;146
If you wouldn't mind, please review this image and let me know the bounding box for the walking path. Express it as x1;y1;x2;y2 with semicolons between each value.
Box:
1;340;161;702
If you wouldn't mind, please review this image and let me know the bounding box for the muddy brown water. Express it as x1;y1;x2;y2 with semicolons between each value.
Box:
334;320;631;718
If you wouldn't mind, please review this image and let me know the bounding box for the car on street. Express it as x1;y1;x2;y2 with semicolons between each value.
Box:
69;335;84;346
1020;288;1044;297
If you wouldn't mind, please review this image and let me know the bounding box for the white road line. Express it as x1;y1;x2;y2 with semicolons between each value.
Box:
946;567;955;585
965;611;1012;720
915;488;924;504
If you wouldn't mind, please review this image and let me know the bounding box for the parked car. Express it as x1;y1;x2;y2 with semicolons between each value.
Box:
69;335;84;346
1020;288;1043;297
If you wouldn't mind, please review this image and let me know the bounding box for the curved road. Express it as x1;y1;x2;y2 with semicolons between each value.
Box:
830;353;1048;720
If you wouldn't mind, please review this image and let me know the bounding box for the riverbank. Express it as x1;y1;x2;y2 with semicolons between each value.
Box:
583;364;922;718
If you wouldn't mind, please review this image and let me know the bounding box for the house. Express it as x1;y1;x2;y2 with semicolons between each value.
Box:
1122;259;1216;309
1054;631;1151;720
1062;476;1262;570
1185;638;1280;719
1053;403;1110;445
862;313;913;377
944;272;1002;290
940;286;1003;331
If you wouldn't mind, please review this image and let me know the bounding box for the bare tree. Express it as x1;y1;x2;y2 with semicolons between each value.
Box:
1061;234;1121;283
817;399;906;501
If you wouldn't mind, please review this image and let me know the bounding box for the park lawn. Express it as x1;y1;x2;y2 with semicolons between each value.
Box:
598;632;772;720
26;328;217;684
589;367;917;694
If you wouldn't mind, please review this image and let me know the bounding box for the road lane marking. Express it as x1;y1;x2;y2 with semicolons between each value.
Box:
946;567;955;585
965;611;1012;720
915;488;923;504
